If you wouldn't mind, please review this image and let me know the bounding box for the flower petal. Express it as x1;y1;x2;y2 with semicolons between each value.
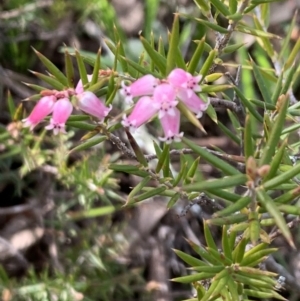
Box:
77;91;111;122
121;96;158;130
22;96;56;130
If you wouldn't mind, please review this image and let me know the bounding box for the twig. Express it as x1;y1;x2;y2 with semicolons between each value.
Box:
106;131;245;165
209;0;250;74
106;131;137;160
146;147;246;165
254;7;298;105
0;0;53;20
145;148;194;161
269;217;300;241
209;97;241;113
0;203;34;216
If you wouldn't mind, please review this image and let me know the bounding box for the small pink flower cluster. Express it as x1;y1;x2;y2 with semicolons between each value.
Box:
120;68;209;144
23;77;111;135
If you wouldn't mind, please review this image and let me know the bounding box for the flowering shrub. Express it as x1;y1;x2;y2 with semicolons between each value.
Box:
23;68;208;144
6;0;300;300
121;69;208;143
22;83;111;134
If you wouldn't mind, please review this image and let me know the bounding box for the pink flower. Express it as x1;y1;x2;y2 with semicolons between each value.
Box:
153;84;178;118
23;96;56;130
75;74;93;94
167;68;202;97
122;96;159;132
45;98;73;135
177;89;209;118
120;74;160;105
77;91;111;122
159;107;183;144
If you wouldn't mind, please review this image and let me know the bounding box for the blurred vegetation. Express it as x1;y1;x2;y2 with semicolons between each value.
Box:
1;0;300;300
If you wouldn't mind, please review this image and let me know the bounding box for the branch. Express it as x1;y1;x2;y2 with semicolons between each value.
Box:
209;97;241;113
269;217;300;241
0;0;53;20
209;0;250;74
106;131;137;160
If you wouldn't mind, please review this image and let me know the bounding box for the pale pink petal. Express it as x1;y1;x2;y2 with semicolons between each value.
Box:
159;108;184;144
120;81;134;105
168;68;202;94
121;96;158;131
45;98;73;135
177;89;209;118
153;84;178;118
75;74;93;94
120;75;160;104
187;74;202;91
22;96;56;130
167;68;189;89
77;91;111;122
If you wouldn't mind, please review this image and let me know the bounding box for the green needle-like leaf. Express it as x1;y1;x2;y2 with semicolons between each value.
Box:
204;220;218;251
156;143;170;173
166;14;180;74
75;49;88;85
244;114;254;158
251;59;272;104
177;102;206;133
172;272;215;283
122;56;161;78
183;137;241;175
232;238;248;263
222;226;233;261
209;0;231;16
33;47;68;86
193;18;229;33
199;50;217;80
208;214;248;226
256;189;294;247
236;24;281;39
201;270;229;301
223;42;245;54
173;249;206;267
249;211;260;245
234;86;263;122
69;136;106;153
132;186;167;203
188;37;205;74
167;192;181;208
215;196;251;217
259;95;288;166
186;239;219;265
126;176;151;205
29;71;65;90
182;174;247;192
274;186;300;204
263;140;287;182
232;273;274;290
284;37;300;71
193;0;210;13
263;163;300;191
91;49;101;86
140;36;166;74
64;49;75;88
109;164;149;177
114;27;128;72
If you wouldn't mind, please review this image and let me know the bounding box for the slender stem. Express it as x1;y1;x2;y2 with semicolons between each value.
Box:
209;0;250;74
